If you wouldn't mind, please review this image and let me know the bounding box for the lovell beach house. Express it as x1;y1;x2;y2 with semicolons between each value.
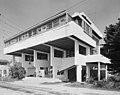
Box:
4;11;110;82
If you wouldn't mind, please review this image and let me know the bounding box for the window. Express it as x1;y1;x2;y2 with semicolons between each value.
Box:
47;22;52;29
84;22;89;34
4;70;7;74
59;15;66;24
41;24;47;31
54;49;63;58
37;52;48;60
66;51;74;57
36;27;41;34
25;55;34;62
53;18;59;27
79;45;86;55
32;29;37;35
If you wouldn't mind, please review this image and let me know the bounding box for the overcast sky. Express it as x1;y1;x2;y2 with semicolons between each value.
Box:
0;0;120;60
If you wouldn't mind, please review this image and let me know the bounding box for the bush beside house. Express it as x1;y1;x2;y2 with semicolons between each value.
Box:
9;65;26;79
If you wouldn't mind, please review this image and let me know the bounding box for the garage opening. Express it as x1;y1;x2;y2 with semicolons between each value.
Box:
68;67;76;82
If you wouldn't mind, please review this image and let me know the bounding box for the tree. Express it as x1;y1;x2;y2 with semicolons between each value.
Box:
9;65;26;79
101;18;120;73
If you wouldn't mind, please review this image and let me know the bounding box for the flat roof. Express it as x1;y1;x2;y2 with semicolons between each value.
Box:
4;10;67;43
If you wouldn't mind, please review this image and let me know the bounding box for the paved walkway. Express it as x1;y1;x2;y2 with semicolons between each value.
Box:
0;77;120;95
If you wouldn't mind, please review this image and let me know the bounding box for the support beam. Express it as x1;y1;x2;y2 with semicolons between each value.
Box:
105;64;108;80
21;53;25;67
50;46;54;78
12;55;16;66
98;62;100;81
86;64;90;81
34;50;37;76
77;65;82;82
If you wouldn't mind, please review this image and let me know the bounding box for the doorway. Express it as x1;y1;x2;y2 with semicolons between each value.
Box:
68;67;76;82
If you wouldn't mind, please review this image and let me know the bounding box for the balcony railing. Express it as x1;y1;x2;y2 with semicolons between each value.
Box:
4;11;73;47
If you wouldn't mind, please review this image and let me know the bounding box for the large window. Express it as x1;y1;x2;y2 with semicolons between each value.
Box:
79;45;86;55
84;22;89;34
37;52;48;60
54;49;63;58
53;18;59;27
25;55;34;62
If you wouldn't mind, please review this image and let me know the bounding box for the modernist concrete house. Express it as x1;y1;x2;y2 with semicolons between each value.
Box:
4;11;110;82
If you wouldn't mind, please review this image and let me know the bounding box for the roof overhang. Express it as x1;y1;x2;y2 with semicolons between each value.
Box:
4;21;96;55
86;54;111;64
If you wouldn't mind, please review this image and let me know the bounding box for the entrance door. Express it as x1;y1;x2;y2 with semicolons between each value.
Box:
68;67;76;82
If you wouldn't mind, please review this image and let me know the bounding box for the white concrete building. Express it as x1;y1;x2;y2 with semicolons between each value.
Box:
4;11;110;82
0;60;10;77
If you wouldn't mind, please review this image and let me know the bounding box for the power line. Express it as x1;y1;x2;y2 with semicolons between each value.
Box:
0;19;21;31
0;30;10;36
0;14;22;31
66;0;88;11
0;14;23;30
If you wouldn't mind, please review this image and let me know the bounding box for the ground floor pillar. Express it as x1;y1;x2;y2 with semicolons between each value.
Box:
34;50;37;76
98;62;100;81
12;55;16;66
105;64;108;80
86;64;90;80
77;65;82;82
21;53;25;67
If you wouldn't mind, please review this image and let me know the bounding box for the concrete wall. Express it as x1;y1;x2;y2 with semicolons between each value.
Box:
4;21;96;54
35;60;50;76
60;57;74;71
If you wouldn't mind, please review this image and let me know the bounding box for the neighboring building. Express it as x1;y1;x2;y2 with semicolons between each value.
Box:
0;60;10;77
4;11;110;82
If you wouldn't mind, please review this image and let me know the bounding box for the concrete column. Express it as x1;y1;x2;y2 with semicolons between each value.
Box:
50;46;55;78
52;67;56;79
64;70;68;80
34;50;37;76
86;64;90;80
77;65;82;82
21;53;25;67
98;62;100;81
34;50;37;67
63;51;66;58
105;64;108;81
50;46;53;66
75;40;79;57
12;55;16;66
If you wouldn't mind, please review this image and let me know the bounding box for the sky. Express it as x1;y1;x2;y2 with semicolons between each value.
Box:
0;0;120;60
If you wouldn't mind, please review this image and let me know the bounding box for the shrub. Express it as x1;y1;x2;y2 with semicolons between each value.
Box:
93;74;120;90
94;80;106;88
86;77;95;84
107;75;120;82
9;65;26;79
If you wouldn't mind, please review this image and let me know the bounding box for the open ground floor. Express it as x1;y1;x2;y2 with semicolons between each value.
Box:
7;37;110;82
